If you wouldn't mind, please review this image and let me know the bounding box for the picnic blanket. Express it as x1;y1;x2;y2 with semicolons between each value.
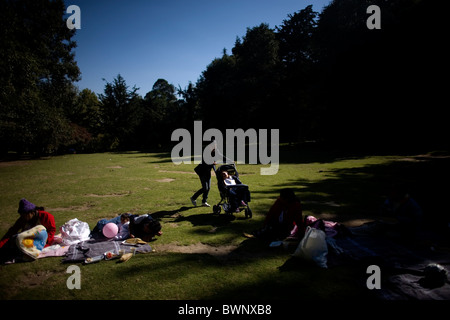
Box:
62;238;153;263
38;244;70;258
328;224;450;300
36;218;91;259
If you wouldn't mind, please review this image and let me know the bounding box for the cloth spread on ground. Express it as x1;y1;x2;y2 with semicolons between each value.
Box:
62;238;152;263
38;244;70;258
327;222;450;300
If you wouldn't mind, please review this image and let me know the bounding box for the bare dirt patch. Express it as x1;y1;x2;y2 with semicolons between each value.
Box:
155;242;238;256
49;203;95;212
1;269;60;299
165;223;180;228
159;170;195;175
155;178;175;183
0;160;30;168
85;192;130;197
19;270;57;287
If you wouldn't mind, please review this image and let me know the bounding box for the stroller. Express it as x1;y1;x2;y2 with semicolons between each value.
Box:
212;163;252;218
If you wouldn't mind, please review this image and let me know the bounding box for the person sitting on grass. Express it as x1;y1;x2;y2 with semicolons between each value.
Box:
245;188;304;241
0;198;56;263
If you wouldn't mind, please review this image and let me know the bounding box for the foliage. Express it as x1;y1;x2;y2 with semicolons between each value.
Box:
1;0;446;155
0;0;80;155
98;74;142;150
137;79;181;148
313;0;446;150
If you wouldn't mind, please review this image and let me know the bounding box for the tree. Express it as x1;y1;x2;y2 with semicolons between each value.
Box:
178;82;199;121
275;5;319;142
276;5;318;65
145;79;178;125
62;88;102;152
197;24;280;131
314;0;447;150
136;79;180;148
98;74;142;150
196;52;237;130
233;24;281;130
178;82;200;130
73;89;102;134
0;0;80;154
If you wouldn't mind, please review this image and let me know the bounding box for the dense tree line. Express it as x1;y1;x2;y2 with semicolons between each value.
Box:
0;0;446;155
196;0;447;151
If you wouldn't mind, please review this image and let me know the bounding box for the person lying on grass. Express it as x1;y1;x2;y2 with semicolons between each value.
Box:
129;214;162;242
91;213;162;242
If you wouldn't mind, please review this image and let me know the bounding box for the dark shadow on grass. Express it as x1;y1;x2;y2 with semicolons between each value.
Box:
262;142;442;165
110;142;445;166
151;205;263;244
251;154;450;229
150;206;194;220
114;150;174;163
127;150;450;300
174;212;236;227
206;258;375;301
173;212;264;244
115;253;208;280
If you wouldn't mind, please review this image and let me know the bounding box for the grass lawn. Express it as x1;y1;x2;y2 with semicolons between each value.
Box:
0;145;448;300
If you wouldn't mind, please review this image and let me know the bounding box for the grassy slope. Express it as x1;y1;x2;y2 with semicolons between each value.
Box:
0;146;448;300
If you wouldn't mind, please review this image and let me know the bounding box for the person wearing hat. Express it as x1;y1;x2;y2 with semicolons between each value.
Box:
0;199;56;251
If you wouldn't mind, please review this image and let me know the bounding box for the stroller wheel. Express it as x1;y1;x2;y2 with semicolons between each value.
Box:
245;207;252;219
213;205;221;215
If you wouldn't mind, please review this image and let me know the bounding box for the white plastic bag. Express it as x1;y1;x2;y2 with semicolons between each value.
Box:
293;226;328;268
59;218;91;245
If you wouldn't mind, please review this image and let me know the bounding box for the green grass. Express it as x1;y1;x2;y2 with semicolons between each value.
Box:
0;146;448;300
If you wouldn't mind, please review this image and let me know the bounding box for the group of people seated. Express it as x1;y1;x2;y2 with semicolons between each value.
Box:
245;183;425;243
0;198;162;264
0;181;425;264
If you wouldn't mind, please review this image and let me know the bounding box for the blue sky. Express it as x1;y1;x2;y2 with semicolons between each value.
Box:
65;0;331;96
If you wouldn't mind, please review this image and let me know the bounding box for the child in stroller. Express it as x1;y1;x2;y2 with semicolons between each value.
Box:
213;164;252;218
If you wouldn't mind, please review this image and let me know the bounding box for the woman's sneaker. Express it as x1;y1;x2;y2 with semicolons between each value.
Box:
190;197;197;206
202;202;211;207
